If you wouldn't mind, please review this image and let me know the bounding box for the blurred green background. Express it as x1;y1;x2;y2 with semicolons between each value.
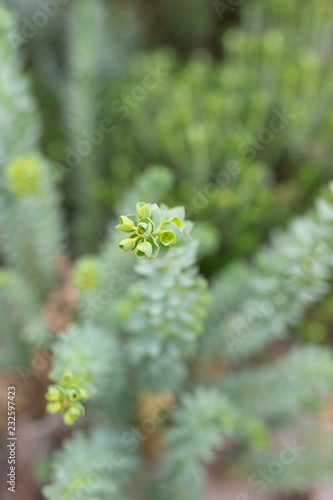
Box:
1;0;333;498
9;0;332;344
6;0;333;267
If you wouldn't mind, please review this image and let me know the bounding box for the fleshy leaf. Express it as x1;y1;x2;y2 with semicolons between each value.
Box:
173;232;192;247
157;243;170;259
160;205;185;223
183;220;194;234
150;203;162;231
119;236;139;252
136;202;152;218
116;214;137;232
147;236;159;258
136;241;153;258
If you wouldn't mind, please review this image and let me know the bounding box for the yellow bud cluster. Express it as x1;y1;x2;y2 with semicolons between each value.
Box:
74;256;100;291
6;155;43;197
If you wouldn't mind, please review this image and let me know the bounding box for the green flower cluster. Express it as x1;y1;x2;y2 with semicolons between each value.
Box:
6;154;43;197
73;256;100;291
218;413;270;449
241;419;270;449
45;371;87;425
116;202;192;259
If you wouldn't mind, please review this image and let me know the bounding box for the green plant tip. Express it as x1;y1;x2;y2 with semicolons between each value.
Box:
119;236;138;252
116;215;137;232
116;203;191;258
63;402;85;425
160;230;176;246
45;385;65;402
46;401;63;414
74;256;99;291
6;155;43;196
59;370;75;386
136;202;151;218
137;218;154;238
136;241;152;258
67;386;83;401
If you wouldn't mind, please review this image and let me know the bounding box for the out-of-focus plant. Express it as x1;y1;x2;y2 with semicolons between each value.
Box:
2;3;333;500
116;202;193;258
107;0;333;265
44;186;333;499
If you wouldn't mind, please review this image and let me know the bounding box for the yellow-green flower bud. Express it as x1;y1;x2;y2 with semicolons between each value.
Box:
67;385;83;402
137;218;154;238
219;414;235;428
136;202;151;218
63;402;85;425
159;221;183;246
116;203;191;258
74;256;99;291
45;385;65;402
160;230;176;246
46;401;64;414
59;370;75;386
244;420;270;449
171;217;183;228
116;215;137;232
78;387;89;400
119;236;138;252
6;155;43;196
136;241;152;259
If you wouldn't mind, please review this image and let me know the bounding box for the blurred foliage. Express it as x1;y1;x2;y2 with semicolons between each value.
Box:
1;0;333;499
8;0;331;273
